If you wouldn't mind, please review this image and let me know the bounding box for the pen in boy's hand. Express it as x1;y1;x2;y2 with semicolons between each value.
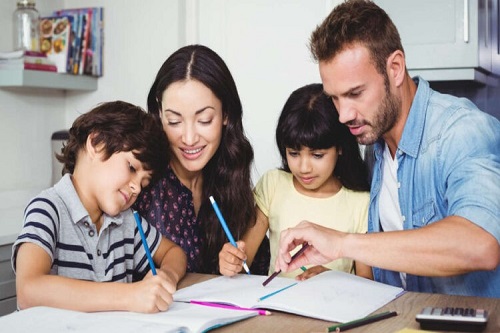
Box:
133;210;157;275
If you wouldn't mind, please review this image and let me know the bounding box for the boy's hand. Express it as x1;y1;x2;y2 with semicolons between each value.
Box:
295;265;330;281
219;241;247;276
129;270;176;313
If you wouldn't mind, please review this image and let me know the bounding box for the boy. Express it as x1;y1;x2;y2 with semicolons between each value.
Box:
12;101;187;313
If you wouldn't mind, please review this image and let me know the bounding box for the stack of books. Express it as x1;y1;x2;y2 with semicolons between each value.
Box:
0;50;57;72
41;7;103;77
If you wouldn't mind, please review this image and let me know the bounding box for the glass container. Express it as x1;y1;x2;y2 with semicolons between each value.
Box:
13;0;40;52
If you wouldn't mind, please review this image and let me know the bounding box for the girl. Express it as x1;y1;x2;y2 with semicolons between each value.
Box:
219;83;372;280
135;45;270;275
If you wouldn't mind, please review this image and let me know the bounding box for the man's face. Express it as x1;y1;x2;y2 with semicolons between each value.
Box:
319;44;400;145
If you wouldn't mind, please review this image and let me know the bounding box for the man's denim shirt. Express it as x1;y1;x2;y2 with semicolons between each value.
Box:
368;77;500;297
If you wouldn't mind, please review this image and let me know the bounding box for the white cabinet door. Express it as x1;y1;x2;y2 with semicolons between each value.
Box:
375;0;493;82
490;0;500;75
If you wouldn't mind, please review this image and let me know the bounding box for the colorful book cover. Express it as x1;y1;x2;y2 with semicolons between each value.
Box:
39;15;73;73
54;7;103;77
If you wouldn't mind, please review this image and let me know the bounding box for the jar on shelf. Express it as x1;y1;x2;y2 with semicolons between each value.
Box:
13;0;40;52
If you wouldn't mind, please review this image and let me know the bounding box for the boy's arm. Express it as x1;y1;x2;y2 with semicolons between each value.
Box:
16;242;175;313
153;237;187;287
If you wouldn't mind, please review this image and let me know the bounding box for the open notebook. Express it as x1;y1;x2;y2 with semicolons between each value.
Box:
174;270;405;323
0;302;257;333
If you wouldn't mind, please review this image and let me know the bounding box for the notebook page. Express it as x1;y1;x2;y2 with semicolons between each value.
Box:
174;274;297;308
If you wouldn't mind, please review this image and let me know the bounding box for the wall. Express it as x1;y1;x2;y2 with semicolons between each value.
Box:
0;0;184;239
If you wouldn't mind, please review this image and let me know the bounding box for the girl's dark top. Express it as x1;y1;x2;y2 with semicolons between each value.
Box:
135;164;270;275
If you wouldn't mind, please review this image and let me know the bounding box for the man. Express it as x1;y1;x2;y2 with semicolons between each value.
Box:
275;0;500;297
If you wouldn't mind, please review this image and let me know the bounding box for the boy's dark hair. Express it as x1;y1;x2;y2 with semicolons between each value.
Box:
57;101;169;182
276;83;369;191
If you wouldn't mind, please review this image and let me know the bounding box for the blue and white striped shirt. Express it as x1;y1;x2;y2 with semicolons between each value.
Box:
12;174;160;282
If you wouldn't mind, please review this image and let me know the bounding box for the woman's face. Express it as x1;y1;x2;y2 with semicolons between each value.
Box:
159;79;226;175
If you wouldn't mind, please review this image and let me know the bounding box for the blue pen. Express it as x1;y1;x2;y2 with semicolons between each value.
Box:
209;196;251;274
133;210;157;275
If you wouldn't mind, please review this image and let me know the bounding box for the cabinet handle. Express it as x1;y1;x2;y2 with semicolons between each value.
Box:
464;0;469;43
485;0;489;48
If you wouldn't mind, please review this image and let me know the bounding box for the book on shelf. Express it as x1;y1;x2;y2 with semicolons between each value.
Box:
174;270;405;323
0;50;57;72
39;15;73;73
53;7;103;77
0;302;258;333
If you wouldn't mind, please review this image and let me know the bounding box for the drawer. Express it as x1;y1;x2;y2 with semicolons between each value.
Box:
0;297;17;316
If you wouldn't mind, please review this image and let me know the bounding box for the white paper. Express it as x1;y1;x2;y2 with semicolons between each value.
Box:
174;270;404;323
0;303;257;333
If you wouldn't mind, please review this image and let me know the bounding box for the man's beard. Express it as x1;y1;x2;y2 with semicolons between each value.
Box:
355;87;400;145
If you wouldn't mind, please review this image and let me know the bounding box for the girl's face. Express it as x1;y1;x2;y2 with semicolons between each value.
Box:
159;79;226;176
286;146;340;197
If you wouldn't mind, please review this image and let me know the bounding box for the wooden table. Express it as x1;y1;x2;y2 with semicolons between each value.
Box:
179;273;500;333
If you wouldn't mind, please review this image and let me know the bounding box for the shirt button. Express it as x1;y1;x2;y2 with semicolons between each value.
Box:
84;222;90;228
397;182;401;188
97;249;101;256
402;216;406;222
88;230;95;237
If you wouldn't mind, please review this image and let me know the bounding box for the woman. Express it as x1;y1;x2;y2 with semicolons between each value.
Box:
135;45;270;274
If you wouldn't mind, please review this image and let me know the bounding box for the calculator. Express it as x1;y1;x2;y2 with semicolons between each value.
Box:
416;307;488;332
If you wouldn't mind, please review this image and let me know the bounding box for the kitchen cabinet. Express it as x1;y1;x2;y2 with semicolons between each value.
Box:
375;0;499;83
491;0;500;75
0;242;16;316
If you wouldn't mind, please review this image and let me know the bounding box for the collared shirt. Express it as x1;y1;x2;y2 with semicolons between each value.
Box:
368;77;500;297
12;173;161;282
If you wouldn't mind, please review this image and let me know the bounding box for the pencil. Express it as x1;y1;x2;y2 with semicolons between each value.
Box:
191;300;272;316
257;282;298;302
262;243;310;286
209;196;251;274
326;311;398;332
133;210;157;275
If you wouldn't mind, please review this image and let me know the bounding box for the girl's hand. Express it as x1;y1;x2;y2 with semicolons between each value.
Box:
219;241;247;276
295;265;330;281
128;270;175;313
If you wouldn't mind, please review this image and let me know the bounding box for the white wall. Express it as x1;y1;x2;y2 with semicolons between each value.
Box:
0;0;184;238
194;0;336;181
0;0;339;238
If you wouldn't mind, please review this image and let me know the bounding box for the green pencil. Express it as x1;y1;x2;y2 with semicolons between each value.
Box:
326;311;397;332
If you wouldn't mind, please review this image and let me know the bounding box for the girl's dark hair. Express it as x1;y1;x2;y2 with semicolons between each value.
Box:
57;101;169;183
276;84;369;191
147;44;255;272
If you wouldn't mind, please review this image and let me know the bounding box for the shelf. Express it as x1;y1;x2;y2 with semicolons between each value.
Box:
0;69;97;91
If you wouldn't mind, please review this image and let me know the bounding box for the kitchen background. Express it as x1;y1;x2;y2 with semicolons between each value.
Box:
0;0;499;314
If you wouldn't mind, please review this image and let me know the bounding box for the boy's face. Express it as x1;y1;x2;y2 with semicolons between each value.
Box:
91;150;152;217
